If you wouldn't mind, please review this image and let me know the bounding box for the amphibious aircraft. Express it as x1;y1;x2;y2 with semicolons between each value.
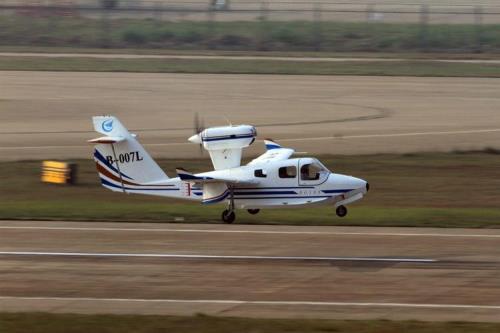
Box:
89;116;369;223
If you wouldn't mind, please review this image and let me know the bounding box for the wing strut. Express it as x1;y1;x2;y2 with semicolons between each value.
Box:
228;185;235;213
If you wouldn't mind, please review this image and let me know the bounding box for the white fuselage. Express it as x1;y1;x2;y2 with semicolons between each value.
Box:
123;158;368;209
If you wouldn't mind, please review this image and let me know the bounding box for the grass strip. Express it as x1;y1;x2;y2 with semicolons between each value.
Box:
2;57;500;77
1;201;500;228
2;45;500;60
2;313;500;333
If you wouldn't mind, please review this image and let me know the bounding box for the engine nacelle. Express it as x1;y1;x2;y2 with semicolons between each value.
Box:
189;125;256;151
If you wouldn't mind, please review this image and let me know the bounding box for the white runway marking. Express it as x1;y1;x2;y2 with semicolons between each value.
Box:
1;128;500;150
0;225;498;238
0;296;499;310
0;142;190;150
280;128;500;143
0;251;436;263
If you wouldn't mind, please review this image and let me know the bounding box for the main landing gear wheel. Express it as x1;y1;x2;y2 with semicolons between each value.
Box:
222;210;235;224
221;186;236;224
247;209;260;215
336;205;347;217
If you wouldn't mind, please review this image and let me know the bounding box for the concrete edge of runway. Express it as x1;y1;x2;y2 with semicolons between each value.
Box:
1;296;500;322
1;223;500;238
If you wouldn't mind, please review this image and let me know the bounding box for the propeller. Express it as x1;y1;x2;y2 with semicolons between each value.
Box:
189;112;205;155
194;112;205;135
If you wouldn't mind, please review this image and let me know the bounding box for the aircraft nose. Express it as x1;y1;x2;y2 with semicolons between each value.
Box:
347;176;368;193
329;174;368;193
353;177;367;189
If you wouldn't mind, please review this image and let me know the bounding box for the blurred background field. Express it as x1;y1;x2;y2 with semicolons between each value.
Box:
2;17;500;53
1;1;500;53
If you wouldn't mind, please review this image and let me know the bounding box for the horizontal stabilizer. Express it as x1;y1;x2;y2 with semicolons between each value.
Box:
176;168;258;185
176;168;214;182
264;139;282;150
248;139;295;166
88;136;126;144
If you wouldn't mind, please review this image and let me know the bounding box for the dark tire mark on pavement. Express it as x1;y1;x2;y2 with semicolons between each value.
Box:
0;104;393;135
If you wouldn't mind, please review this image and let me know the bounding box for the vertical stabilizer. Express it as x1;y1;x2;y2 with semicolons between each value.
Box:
90;116;169;192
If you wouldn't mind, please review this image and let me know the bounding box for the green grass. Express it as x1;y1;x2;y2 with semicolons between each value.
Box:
1;16;499;53
1;152;500;227
2;313;500;333
3;57;500;77
3;45;500;60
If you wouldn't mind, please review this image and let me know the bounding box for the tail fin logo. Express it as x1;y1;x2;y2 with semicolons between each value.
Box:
102;119;113;133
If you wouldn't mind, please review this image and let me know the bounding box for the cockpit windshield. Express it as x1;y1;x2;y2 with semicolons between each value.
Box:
300;159;330;182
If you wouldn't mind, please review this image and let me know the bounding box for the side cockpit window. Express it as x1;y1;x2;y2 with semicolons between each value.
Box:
254;169;267;178
278;166;296;178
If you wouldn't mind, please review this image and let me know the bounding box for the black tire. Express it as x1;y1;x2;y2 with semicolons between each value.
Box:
247;209;260;215
336;205;347;218
222;210;236;224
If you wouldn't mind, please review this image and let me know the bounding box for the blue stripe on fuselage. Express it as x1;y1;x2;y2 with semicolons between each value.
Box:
321;189;354;194
100;178;179;191
236;186;314;190
234;195;333;200
234;190;296;195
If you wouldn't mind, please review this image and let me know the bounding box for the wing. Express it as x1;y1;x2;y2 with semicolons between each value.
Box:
206;149;243;171
247;140;295;166
176;168;258;204
176;168;259;185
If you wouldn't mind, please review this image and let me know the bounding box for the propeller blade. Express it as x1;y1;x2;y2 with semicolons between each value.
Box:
194;112;205;134
193;112;205;155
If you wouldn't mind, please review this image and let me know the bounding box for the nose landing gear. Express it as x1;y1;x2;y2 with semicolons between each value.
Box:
336;205;347;217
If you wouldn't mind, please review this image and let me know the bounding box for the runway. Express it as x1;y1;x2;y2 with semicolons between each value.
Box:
1;220;499;322
1;72;500;160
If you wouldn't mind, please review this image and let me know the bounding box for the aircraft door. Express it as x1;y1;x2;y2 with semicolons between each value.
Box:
298;158;329;186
